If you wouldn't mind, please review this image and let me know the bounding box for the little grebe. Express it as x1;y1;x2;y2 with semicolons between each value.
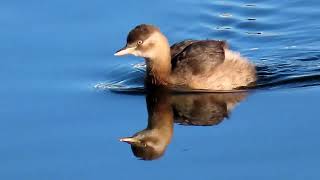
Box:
115;24;256;90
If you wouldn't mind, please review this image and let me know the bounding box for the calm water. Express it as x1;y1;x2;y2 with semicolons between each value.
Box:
1;0;320;179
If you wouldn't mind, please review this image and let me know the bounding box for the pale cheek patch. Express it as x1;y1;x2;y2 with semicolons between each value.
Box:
132;32;168;59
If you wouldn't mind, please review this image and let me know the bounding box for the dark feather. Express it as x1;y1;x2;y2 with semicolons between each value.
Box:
170;40;227;75
127;24;159;45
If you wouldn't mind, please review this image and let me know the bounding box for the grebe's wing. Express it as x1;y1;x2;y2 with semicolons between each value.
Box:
170;40;198;58
171;40;227;75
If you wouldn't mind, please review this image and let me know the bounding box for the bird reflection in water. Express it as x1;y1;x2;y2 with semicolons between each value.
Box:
120;88;248;160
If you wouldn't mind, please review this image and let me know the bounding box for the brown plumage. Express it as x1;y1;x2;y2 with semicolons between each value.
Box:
115;24;257;90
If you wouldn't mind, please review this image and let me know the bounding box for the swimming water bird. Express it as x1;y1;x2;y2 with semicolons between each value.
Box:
115;24;256;90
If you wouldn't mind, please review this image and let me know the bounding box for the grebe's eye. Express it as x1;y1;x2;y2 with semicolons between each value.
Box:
137;40;143;45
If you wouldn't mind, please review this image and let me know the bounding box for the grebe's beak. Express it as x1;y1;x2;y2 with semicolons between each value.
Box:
114;45;136;56
119;137;140;145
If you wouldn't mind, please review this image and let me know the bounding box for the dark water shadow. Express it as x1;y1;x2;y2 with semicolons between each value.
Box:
119;88;248;160
255;64;320;89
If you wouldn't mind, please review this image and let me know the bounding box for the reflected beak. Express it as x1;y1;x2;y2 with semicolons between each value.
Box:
119;137;140;144
114;46;136;56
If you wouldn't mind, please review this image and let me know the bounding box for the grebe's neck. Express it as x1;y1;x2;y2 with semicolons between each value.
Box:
145;90;173;153
145;32;171;85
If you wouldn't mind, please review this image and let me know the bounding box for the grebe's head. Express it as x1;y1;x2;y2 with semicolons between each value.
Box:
119;130;167;160
114;24;169;59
